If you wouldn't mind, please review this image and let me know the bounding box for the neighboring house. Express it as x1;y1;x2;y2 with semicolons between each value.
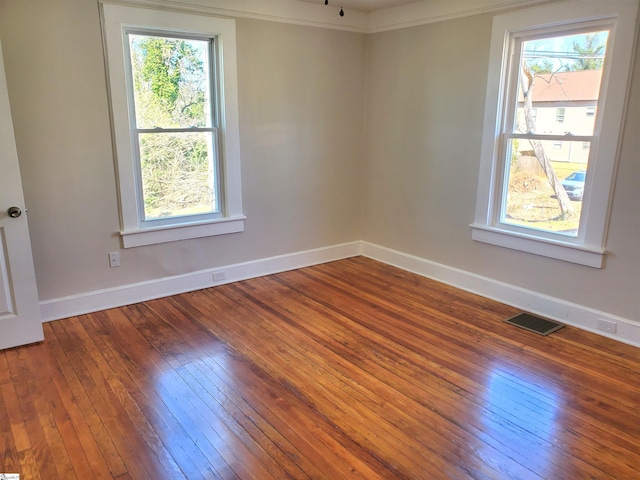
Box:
520;70;602;164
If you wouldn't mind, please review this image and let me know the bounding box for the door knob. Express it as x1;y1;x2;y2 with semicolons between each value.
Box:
7;206;22;218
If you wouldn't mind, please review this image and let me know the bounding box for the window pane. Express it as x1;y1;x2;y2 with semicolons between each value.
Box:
139;132;217;220
129;34;211;129
502;139;589;236
502;29;606;237
514;31;608;136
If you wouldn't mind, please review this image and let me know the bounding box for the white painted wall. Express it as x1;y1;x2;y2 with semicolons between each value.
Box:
0;0;366;301
0;0;637;340
364;13;640;322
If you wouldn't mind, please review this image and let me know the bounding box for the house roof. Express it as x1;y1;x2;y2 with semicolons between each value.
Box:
532;69;602;103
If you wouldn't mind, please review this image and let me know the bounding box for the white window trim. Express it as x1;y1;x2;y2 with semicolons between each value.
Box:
101;3;245;248
471;0;638;268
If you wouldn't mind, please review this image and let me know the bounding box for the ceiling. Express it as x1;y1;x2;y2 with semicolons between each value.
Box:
297;0;424;12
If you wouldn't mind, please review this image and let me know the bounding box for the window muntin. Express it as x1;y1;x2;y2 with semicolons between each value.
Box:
127;33;220;223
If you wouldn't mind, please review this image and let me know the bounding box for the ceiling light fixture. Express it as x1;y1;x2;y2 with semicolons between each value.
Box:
323;0;344;17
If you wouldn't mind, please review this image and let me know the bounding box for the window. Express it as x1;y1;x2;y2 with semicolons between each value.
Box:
128;33;220;223
102;4;244;247
472;0;638;267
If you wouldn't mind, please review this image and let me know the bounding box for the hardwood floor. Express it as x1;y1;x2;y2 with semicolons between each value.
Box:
1;257;638;479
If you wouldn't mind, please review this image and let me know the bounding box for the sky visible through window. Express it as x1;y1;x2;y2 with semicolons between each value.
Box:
523;31;608;72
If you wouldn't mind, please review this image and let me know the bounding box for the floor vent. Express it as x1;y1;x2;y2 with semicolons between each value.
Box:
504;313;564;336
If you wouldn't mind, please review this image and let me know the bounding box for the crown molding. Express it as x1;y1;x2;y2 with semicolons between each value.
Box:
99;0;370;32
367;0;559;33
101;0;560;33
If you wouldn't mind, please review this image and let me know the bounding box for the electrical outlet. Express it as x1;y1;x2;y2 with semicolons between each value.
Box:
108;252;120;268
212;270;226;282
597;318;617;334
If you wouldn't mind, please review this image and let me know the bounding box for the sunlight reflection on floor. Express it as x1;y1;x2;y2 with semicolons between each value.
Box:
482;366;563;478
152;343;245;475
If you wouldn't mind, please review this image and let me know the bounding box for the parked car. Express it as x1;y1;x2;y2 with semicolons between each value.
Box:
561;170;586;201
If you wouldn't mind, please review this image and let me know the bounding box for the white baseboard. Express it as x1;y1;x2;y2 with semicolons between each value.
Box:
40;239;639;348
39;241;362;322
360;242;640;348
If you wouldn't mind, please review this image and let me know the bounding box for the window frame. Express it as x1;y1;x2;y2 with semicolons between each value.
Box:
471;0;638;268
101;3;245;248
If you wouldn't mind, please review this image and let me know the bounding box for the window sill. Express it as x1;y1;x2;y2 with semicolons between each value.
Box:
470;223;605;268
121;215;246;248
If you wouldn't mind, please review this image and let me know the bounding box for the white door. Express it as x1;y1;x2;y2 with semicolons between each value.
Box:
0;39;43;350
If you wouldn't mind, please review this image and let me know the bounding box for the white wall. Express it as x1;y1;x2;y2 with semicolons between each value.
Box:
0;0;366;301
0;0;637;339
364;13;640;322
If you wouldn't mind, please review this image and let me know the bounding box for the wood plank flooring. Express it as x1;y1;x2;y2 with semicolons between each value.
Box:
1;257;638;479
